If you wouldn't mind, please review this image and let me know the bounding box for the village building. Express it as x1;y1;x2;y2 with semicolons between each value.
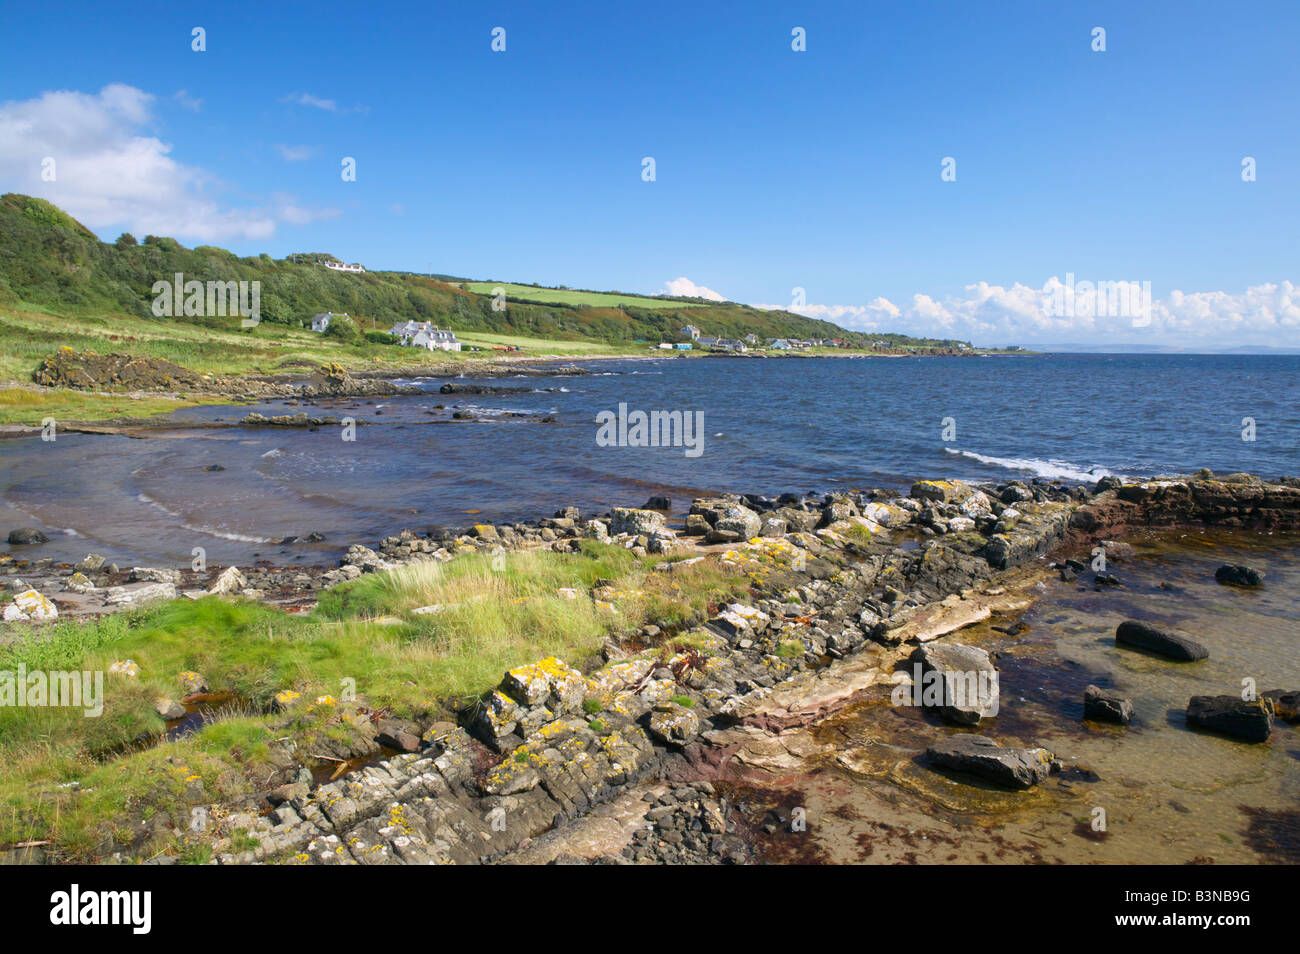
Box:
310;312;346;332
389;320;462;351
680;324;701;340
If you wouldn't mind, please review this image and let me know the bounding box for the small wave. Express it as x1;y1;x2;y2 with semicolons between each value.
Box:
181;523;274;544
137;492;182;518
262;448;283;459
943;447;1119;482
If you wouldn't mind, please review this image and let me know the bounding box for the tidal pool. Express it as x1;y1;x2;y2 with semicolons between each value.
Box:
739;529;1300;864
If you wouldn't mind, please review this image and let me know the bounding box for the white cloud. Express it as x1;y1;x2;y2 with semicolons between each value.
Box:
0;84;338;241
172;89;203;111
270;192;339;227
279;92;366;114
755;278;1300;349
661;276;726;301
275;143;316;161
280;91;338;112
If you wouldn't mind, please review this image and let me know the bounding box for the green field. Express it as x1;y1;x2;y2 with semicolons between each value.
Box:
461;282;707;311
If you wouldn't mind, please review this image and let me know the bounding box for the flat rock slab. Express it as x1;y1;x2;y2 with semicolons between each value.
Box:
723;654;891;731
926;734;1055;789
1115;620;1209;661
504;783;669;864
888;596;991;644
1186;695;1273;743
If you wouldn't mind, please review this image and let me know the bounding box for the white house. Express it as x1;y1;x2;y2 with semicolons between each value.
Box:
311;311;346;332
389;320;462;351
318;260;366;273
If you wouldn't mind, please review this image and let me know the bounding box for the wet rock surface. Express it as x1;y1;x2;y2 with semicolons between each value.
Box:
1083;685;1134;725
926;734;1056;789
1186;695;1274;743
1115;620;1209;661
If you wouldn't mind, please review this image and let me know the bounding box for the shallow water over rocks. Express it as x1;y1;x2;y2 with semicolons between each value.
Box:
740;529;1300;864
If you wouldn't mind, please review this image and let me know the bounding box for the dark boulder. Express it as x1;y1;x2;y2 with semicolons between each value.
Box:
1214;564;1263;587
1186;695;1273;743
926;735;1055;789
1115;620;1209;661
6;528;48;545
641;495;671;511
1083;685;1133;724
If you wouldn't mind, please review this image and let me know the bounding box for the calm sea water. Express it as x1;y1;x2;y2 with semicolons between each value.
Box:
2;354;1297;566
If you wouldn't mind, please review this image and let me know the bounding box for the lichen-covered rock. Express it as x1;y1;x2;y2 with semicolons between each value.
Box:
911;479;978;505
500;657;585;713
6;589;58;620
105;582;177;606
208;566;247;595
860;501;911;529
647;701;700;746
713;505;762;541
584;658;654;707
608;507;667;536
131;567;181;584
155;698;186;720
472;690;521;740
178;670;208;694
64;572;96;593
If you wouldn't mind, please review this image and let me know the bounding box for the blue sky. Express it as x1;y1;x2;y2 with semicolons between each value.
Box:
1;0;1297;347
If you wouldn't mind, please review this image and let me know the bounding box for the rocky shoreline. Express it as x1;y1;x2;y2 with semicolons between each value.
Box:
2;471;1297;864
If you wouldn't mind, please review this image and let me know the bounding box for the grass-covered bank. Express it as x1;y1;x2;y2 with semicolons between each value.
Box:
0;542;746;861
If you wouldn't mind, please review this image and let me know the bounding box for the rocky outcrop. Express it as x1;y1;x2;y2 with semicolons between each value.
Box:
1071;475;1300;535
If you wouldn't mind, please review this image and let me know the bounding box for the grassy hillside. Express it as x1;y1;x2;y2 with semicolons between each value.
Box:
0;193;884;348
460;281;707;311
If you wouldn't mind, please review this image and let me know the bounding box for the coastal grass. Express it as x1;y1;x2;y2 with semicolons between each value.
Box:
0;385;199;425
0;542;748;859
